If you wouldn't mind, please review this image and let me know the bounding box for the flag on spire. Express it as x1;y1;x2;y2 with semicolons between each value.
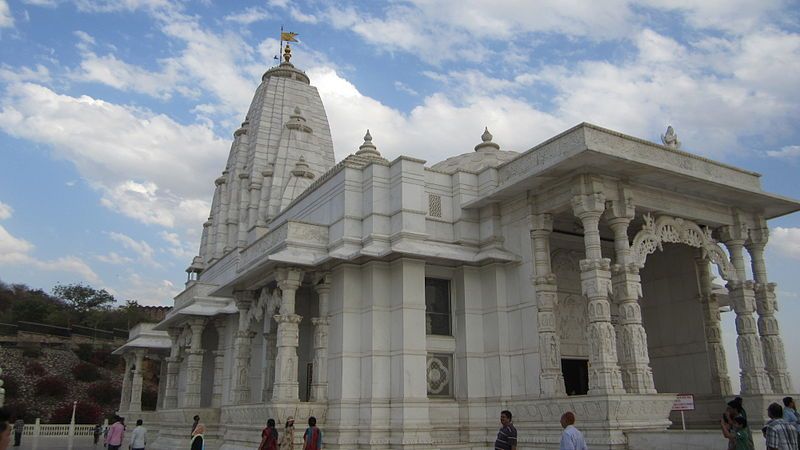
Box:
281;31;298;42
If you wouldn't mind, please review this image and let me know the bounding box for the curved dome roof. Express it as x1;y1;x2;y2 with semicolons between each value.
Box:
430;128;517;174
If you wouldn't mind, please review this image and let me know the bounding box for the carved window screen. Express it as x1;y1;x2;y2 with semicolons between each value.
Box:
428;194;442;218
427;353;453;397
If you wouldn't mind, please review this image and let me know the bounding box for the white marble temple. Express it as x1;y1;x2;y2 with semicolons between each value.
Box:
114;49;799;450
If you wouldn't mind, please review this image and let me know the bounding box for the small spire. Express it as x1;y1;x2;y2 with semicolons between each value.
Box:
290;106;306;123
291;156;315;179
356;129;382;158
661;125;681;149
474;127;500;152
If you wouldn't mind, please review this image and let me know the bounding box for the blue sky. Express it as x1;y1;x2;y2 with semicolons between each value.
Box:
0;0;799;393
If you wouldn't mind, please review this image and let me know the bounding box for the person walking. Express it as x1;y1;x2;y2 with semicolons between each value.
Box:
765;403;798;450
560;411;588;450
259;418;279;450
130;419;147;450
302;416;322;450
104;416;125;450
11;419;22;447
190;423;205;450
721;415;755;450
280;417;295;450
93;423;102;446
783;397;800;441
494;410;517;450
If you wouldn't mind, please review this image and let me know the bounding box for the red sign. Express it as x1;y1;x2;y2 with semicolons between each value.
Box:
672;394;695;411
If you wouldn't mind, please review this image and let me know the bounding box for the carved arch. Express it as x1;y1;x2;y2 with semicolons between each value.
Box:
246;287;281;327
630;214;737;282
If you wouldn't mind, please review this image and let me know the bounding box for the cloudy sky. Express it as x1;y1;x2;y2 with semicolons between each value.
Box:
0;0;799;392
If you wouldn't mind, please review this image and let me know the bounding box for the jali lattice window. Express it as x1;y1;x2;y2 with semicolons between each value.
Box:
427;353;453;397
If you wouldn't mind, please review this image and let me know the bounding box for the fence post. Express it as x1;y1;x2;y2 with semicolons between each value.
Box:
34;418;41;437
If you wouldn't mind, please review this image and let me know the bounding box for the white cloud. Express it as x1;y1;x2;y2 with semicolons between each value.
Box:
72;51;182;99
770;227;800;260
224;6;269;25
108;231;155;262
0;0;13;28
0;225;100;284
159;230;196;260
394;81;418;96
115;273;179;306
0;82;225;230
21;0;59;6
95;251;133;265
767;145;800;160
0;200;11;220
0;64;51;84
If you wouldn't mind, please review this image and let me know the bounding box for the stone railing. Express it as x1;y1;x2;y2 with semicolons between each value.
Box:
21;420;99;437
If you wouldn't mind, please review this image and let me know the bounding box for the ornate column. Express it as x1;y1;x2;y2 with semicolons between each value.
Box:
310;274;331;402
164;327;181;409
232;291;256;404
530;213;565;396
607;198;655;394
215;174;229;255
273;267;304;402
119;353;133;411
212;319;226;407
721;226;771;394
128;349;145;412
237;172;250;247
696;255;733;395
261;328;277;402
572;191;624;395
182;317;207;408
746;224;793;393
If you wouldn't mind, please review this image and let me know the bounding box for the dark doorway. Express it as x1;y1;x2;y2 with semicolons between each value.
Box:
562;359;589;395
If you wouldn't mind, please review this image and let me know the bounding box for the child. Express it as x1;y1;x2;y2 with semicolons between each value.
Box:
721;415;755;450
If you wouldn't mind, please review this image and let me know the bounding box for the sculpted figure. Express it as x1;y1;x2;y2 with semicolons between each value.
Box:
661;125;681;149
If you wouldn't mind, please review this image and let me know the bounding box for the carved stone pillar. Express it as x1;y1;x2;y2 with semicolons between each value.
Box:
232;291;256;404
572;192;624;395
273;267;304;402
183;318;206;408
262;328;277;402
215;174;229;255
746;225;793;393
721;226;772;394
119;353;133;411
696;256;733;395
212;319;226;407
164;327;181;409
128;349;145;412
258;165;273;226
530;213;565;396
237;172;250;248
607;199;655;394
310;274;331;402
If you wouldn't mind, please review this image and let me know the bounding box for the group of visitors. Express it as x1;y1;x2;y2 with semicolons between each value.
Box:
721;396;800;450
257;415;322;450
493;409;588;450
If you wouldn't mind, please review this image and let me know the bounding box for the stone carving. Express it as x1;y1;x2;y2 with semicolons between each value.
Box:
660;125;681;149
426;353;452;396
631;214;736;282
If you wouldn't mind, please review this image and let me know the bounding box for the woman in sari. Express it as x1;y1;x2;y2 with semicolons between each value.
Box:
259;418;279;450
190;423;205;450
279;417;295;450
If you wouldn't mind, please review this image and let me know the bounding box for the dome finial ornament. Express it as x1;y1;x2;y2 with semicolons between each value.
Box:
474;126;500;152
283;43;293;63
356;129;382;159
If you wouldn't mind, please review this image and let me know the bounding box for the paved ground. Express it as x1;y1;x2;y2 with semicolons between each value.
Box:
14;436;102;450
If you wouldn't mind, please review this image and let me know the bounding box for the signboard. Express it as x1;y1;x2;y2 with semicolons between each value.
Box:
672;394;695;411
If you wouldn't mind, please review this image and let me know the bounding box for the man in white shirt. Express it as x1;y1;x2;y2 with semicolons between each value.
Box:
130;419;146;450
560;411;588;450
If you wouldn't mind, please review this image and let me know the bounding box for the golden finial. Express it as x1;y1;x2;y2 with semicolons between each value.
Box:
283;43;292;63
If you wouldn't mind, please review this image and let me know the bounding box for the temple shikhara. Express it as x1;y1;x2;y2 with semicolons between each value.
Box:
113;45;799;449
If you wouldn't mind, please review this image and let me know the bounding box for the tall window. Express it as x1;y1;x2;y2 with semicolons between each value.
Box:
425;278;451;335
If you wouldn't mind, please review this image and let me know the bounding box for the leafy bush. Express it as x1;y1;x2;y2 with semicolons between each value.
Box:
50;402;102;424
2;374;18;399
25;361;46;376
72;362;101;382
3;400;42;423
89;349;113;367
88;380;120;405
36;376;68;397
75;343;94;362
22;347;43;358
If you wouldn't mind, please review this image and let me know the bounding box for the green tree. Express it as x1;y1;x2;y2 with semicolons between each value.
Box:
52;283;115;314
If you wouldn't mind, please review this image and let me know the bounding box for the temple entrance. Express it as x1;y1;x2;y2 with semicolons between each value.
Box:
639;243;712;395
562;359;589;395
